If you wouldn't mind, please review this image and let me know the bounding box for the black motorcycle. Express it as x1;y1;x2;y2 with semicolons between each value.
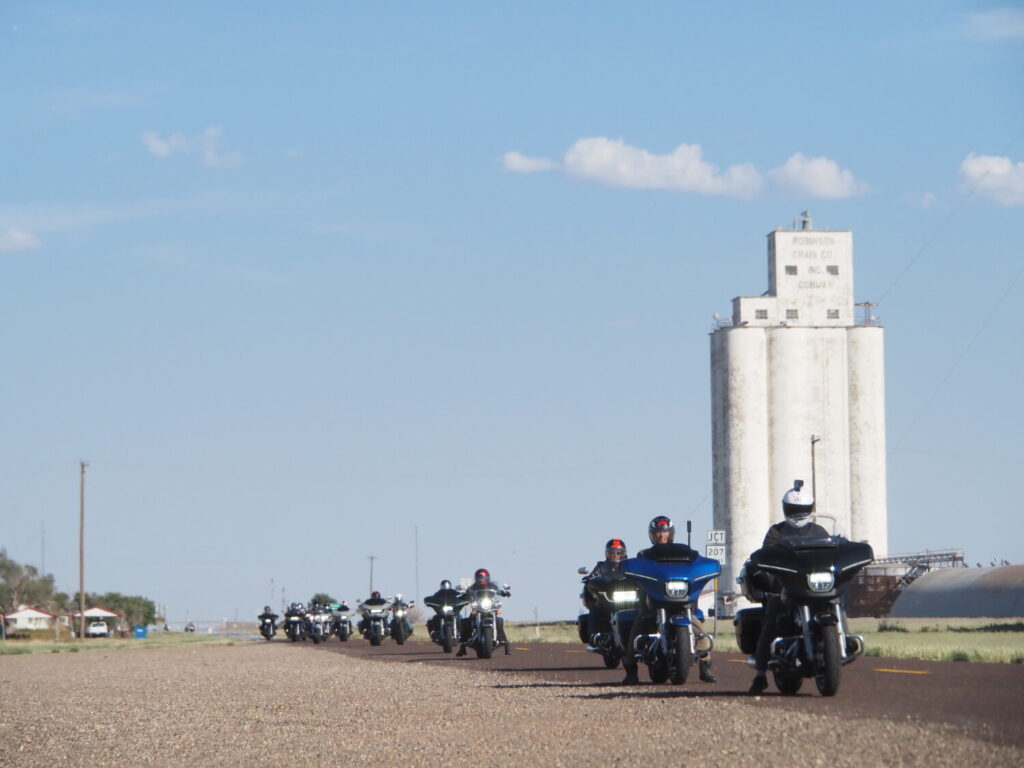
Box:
576;566;640;669
259;616;276;641
283;612;306;642
330;604;352;642
424;588;470;653
463;583;510;659
389;595;414;645
735;536;873;696
358;598;390;646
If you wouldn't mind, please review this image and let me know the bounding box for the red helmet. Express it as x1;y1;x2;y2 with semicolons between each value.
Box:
605;538;627;561
474;568;490;585
371;590;381;599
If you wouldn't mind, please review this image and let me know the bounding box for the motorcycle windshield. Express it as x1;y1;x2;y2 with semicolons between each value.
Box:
424;590;469;611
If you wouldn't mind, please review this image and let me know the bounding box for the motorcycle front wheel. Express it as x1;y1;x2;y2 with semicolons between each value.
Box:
603;652;620;669
670;625;693;685
441;622;453;653
815;624;842;696
476;626;494;659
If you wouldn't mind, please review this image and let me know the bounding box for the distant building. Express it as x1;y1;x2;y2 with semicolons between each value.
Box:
4;606;61;631
710;213;888;605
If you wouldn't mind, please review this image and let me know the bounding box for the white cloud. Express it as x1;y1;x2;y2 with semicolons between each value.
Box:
141;127;242;168
561;137;762;197
920;192;939;209
960;153;1024;206
768;153;867;199
503;151;557;173
965;8;1024;40
0;228;42;252
502;137;868;200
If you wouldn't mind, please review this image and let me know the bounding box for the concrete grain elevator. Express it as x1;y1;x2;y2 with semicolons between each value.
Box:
710;213;888;606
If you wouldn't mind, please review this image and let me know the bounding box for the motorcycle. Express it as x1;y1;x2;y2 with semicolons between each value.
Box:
735;535;873;696
463;583;510;659
576;566;640;669
283;612;306;642
424;588;470;653
184;621;196;633
389;595;414;645
620;544;720;684
259;616;277;641
307;608;331;644
358;598;390;646
330;604;353;642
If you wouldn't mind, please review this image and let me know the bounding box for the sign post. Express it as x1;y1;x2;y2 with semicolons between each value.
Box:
705;530;727;636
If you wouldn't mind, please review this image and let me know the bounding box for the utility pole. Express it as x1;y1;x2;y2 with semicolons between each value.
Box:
414;525;419;602
79;460;88;642
367;555;377;594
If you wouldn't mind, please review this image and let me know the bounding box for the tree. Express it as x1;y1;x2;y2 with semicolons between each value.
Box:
0;548;58;612
309;593;336;606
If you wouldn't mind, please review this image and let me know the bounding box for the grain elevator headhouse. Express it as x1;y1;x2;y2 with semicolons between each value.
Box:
710;213;888;604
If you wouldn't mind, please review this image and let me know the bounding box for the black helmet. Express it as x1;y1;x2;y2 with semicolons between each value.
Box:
648;516;675;545
782;479;815;528
264;605;271;613
440;579;452;590
474;568;490;585
605;538;627;561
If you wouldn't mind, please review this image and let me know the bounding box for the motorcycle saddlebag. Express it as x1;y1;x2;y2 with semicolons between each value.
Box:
733;607;764;656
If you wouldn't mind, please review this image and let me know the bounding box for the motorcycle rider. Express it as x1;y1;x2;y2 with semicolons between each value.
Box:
621;516;717;685
748;480;832;694
358;590;389;636
425;579;465;638
582;538;628;644
457;568;512;656
257;605;278;629
392;592;415;637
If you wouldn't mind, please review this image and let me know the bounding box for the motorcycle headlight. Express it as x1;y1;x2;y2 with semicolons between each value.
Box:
807;571;835;592
665;580;689;599
612;590;638;603
478;597;494;611
395;609;406;617
442;605;453;614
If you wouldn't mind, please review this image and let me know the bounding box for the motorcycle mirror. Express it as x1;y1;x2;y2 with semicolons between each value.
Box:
503;584;510;590
577;567;588;574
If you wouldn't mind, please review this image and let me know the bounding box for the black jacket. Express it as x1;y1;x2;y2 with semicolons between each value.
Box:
762;521;832;548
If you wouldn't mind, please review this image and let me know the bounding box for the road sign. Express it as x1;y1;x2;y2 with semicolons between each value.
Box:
705;544;727;564
706;529;726;545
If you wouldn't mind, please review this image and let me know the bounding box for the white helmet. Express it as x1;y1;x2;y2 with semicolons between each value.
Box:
782;480;815;528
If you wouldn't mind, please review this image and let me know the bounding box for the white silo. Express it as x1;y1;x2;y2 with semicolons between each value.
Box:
710;216;887;609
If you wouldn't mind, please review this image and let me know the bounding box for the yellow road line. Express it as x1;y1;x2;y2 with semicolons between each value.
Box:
514;647;530;651
874;668;930;675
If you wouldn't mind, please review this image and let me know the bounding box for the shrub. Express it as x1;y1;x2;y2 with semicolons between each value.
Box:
878;620;908;633
948;650;970;662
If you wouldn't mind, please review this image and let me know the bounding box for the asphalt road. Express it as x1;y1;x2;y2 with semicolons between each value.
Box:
315;636;1024;747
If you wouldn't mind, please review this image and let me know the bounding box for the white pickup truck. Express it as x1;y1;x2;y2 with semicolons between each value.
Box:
85;620;109;638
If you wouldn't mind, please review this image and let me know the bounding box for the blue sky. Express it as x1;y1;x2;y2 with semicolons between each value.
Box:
2;2;1022;622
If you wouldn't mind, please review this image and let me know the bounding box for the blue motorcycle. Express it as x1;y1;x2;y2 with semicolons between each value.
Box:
620;544;721;684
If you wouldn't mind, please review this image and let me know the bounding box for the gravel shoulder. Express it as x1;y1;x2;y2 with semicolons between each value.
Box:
1;641;1020;767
